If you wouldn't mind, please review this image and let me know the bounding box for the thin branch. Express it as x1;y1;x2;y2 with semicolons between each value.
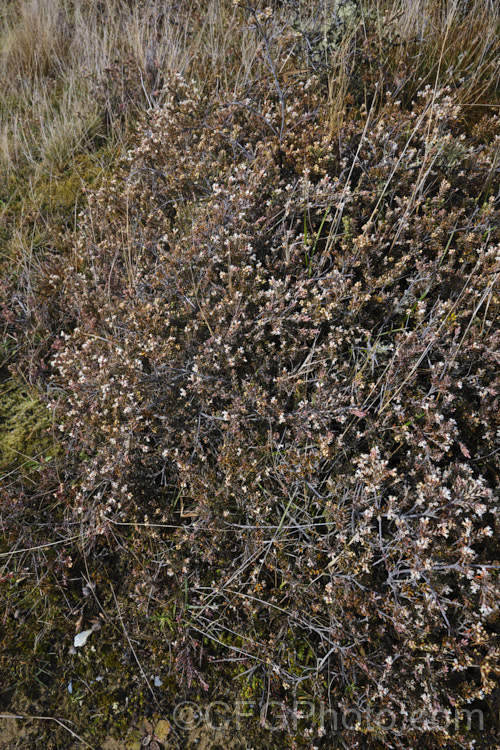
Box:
0;713;96;749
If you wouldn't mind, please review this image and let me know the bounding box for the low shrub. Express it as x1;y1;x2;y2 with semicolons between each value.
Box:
47;50;500;747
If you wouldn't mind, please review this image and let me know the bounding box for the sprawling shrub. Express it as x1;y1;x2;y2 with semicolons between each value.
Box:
46;34;500;744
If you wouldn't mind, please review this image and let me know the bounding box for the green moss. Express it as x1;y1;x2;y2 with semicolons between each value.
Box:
0;382;52;469
1;143;119;260
33;150;113;217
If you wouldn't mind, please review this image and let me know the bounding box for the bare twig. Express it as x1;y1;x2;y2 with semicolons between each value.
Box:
0;713;96;749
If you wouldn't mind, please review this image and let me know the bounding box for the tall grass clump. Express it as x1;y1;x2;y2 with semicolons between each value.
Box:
1;1;499;748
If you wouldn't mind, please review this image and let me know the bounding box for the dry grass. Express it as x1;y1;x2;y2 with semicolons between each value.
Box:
0;0;281;178
372;0;499;107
